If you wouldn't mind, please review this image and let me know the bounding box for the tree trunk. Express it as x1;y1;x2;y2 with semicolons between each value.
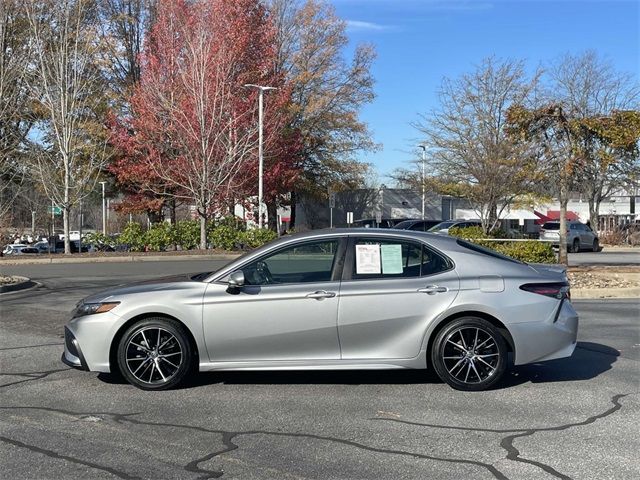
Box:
289;191;297;230
588;198;599;232
267;200;277;232
558;195;569;265
63;206;71;254
199;214;207;250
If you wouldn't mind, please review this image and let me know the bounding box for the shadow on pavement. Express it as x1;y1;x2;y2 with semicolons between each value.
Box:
97;341;618;389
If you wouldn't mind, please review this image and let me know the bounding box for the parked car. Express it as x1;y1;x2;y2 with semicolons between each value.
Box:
539;221;599;252
2;244;29;255
427;220;482;234
63;229;578;392
392;219;442;232
352;218;408;228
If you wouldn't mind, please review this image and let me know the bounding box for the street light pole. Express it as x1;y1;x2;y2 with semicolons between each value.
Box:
417;145;427;220
245;84;277;229
99;181;107;234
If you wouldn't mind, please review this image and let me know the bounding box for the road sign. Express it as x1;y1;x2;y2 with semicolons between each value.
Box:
329;191;336;208
49;206;62;215
375;211;382;224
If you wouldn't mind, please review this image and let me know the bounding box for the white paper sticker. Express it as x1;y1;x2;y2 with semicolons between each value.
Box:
355;244;381;274
381;244;403;274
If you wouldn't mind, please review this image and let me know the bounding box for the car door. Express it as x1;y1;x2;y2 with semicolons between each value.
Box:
202;238;346;362
337;236;459;360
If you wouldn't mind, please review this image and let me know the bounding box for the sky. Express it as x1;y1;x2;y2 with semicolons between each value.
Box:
329;0;640;180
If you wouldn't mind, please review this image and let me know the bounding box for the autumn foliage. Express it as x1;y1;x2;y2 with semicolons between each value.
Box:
110;0;300;247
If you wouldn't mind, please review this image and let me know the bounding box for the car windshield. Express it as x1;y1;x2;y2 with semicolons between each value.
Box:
428;221;455;231
542;222;560;230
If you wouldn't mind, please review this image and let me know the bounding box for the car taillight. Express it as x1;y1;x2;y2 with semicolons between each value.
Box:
520;283;570;300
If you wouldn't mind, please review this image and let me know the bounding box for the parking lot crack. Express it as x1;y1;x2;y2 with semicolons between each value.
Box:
0;434;142;479
0;368;69;389
0;342;63;351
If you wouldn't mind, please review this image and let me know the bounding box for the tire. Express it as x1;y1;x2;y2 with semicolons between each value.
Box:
571;239;580;253
117;317;193;390
592;239;599;252
431;317;507;391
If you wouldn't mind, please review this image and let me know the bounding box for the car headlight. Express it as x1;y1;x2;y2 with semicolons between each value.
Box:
73;301;120;318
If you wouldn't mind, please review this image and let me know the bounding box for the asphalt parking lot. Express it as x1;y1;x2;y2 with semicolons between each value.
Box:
1;260;639;480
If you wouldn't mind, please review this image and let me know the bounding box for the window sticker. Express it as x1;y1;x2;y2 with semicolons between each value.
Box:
381;244;403;274
355;244;381;274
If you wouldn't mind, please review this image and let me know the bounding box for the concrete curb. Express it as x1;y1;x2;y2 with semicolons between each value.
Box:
0;276;36;294
571;287;640;299
0;253;240;266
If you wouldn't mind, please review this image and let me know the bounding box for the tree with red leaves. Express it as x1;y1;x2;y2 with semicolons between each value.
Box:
110;0;297;247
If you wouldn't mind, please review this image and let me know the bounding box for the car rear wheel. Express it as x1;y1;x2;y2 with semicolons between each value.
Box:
571;239;580;253
592;239;599;252
431;317;507;391
117;317;193;390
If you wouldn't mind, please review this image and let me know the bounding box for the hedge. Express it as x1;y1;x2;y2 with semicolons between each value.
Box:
449;226;556;264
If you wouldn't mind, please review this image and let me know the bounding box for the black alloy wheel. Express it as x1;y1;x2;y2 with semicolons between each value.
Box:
431;317;508;391
117;317;193;390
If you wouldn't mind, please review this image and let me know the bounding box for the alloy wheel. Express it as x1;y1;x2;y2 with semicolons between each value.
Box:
125;327;183;385
441;326;500;385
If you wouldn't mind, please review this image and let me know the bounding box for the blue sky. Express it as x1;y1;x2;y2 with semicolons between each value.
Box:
330;0;640;180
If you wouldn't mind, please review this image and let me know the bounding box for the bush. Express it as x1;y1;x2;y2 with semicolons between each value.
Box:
485;240;556;264
239;228;278;248
448;226;488;240
84;231;111;246
119;222;146;252
172;220;201;250
208;224;241;250
145;222;172;251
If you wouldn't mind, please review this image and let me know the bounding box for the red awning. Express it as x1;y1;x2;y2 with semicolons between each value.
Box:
545;210;580;221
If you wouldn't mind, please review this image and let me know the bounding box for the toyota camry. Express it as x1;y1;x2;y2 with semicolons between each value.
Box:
62;229;578;391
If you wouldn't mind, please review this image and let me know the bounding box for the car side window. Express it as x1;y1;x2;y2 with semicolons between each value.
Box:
409;222;424;231
351;239;451;280
242;240;339;285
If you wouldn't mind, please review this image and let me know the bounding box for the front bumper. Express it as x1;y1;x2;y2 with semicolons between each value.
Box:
62;326;89;370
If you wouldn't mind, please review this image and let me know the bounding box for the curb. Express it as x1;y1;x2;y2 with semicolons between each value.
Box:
0;253;240;266
571;287;640;299
0;276;36;294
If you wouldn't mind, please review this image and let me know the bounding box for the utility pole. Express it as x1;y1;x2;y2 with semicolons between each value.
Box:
99;181;107;234
417;145;427;220
244;84;277;229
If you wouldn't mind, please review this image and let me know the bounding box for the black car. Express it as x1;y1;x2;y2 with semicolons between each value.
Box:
392;219;442;232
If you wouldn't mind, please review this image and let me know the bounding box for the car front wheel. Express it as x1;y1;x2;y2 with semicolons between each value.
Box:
117;317;193;390
431;317;508;391
592;239;599;252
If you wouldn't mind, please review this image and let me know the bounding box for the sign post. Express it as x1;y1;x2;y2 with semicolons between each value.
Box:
347;211;353;226
328;190;336;228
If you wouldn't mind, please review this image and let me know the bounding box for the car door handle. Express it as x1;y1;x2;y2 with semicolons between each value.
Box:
306;290;336;299
418;285;448;294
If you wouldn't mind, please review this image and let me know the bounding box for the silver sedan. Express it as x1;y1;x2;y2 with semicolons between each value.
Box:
62;229;578;391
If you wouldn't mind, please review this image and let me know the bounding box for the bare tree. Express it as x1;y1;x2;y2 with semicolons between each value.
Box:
548;51;640;228
269;0;378;227
24;0;110;253
0;0;33;225
413;57;542;233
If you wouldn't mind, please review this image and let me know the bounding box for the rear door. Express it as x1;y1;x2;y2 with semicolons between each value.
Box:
337;235;459;360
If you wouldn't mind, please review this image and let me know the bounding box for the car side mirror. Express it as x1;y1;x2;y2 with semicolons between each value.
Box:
227;270;245;290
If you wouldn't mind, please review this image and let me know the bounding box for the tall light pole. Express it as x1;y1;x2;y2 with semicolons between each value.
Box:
417;144;427;220
245;84;277;229
99;181;107;234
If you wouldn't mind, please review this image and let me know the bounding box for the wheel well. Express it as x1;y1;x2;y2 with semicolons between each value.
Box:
109;313;200;373
426;311;515;367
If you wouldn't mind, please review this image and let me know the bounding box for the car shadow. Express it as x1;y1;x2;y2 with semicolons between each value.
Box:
97;342;618;390
501;342;619;387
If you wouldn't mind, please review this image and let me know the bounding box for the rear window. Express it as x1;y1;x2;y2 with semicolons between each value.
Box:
428;221;455;231
542;222;560;230
456;239;524;264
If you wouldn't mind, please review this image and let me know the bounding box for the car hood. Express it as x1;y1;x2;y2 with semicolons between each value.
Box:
80;273;206;304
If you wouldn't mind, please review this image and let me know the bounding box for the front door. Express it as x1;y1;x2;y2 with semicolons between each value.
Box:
202;238;345;362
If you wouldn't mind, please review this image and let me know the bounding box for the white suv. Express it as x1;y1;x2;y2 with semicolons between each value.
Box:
540;221;599;252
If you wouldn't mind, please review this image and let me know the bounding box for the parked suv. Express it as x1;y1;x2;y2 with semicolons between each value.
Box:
540;221;599;252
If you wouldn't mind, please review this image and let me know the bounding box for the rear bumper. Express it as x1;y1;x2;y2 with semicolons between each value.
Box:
510;300;579;365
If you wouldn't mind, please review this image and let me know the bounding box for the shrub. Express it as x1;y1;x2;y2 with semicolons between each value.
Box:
145;222;172;251
84;231;111;247
486;240;556;264
449;226;488;240
172;220;200;250
119;222;146;252
239;228;278;248
208;224;240;250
